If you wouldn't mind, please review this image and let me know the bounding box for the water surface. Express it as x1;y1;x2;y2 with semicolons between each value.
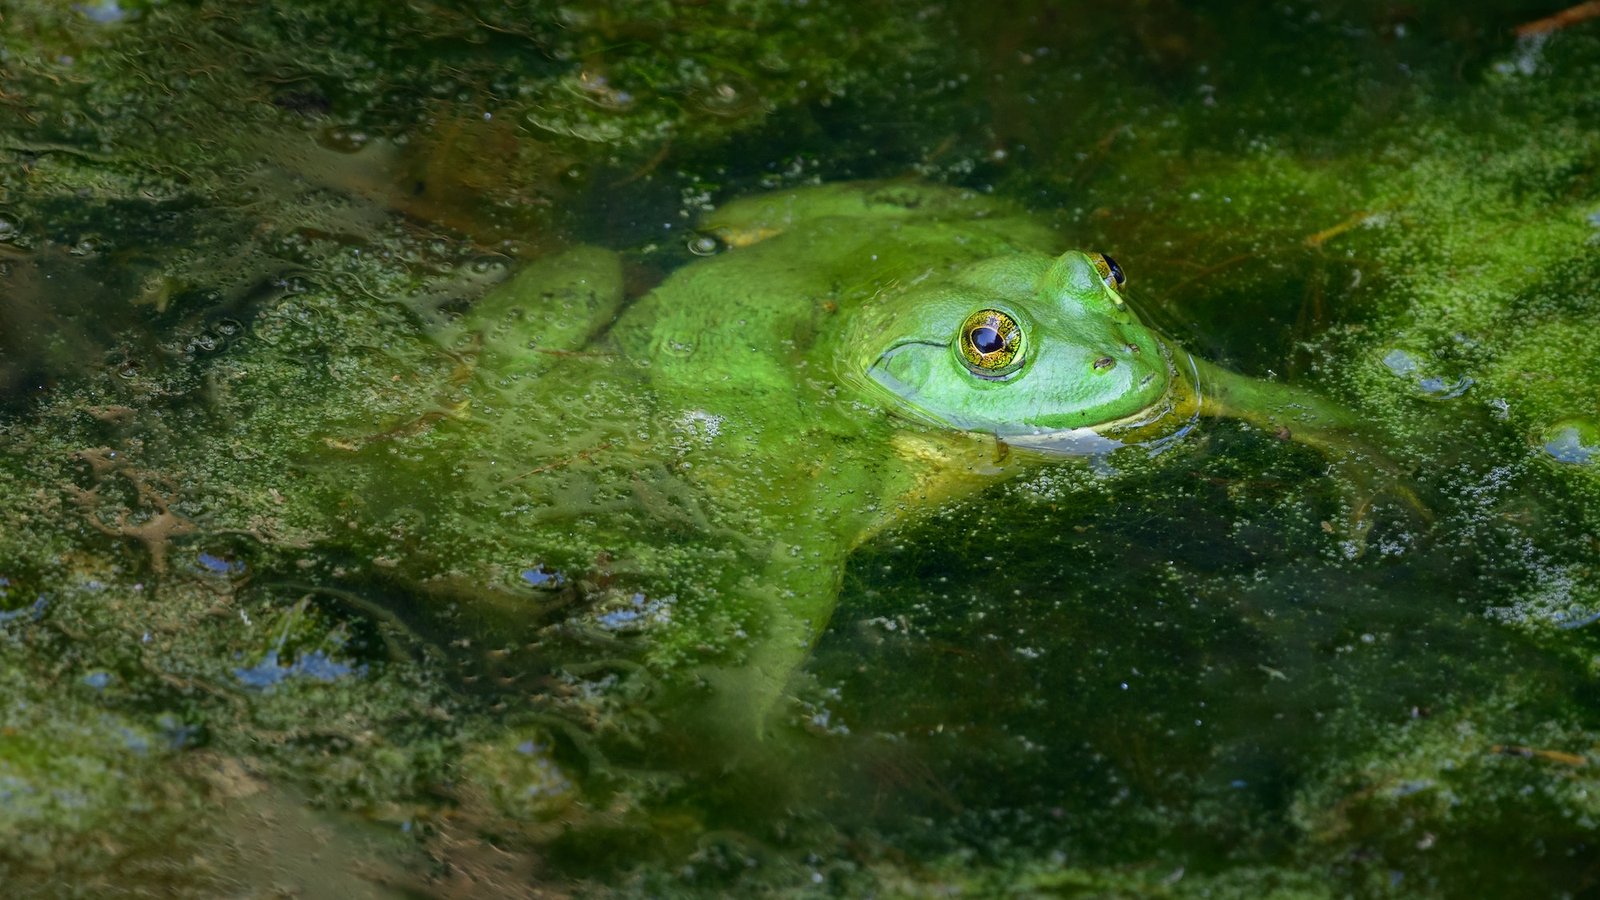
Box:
2;1;1599;895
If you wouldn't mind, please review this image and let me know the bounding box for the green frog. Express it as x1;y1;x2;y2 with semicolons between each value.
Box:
399;181;1381;748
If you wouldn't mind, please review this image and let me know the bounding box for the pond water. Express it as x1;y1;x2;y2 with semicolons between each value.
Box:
3;1;1600;896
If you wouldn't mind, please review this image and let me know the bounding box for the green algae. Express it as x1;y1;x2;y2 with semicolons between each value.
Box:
2;0;1600;896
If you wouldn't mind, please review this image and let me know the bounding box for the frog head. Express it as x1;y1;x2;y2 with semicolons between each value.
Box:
847;250;1183;452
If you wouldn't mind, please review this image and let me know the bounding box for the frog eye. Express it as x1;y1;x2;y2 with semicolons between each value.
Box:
958;308;1024;378
1092;252;1126;293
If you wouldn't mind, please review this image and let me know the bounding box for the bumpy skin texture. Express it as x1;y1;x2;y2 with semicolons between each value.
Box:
456;181;1367;741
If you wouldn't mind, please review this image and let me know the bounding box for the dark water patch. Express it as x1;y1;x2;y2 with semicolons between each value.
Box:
798;391;1600;893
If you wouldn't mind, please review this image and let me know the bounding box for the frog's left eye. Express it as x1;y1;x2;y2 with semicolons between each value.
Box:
1092;252;1126;294
958;309;1024;378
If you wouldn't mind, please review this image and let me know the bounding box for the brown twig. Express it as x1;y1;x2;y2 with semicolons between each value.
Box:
1304;210;1374;249
507;441;614;482
1491;743;1589;766
1515;2;1600;37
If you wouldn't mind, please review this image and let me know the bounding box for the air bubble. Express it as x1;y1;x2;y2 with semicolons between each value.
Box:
693;75;761;117
1379;348;1472;400
317;127;371;153
1540;419;1598;465
686;234;723;257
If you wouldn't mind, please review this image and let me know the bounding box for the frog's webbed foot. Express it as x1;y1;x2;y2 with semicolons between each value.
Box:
1192;358;1431;554
1323;448;1432;556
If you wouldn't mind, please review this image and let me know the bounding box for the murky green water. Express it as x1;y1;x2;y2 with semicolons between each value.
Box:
3;1;1600;896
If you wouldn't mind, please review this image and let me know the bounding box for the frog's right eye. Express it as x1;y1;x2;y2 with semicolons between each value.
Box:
958;308;1024;378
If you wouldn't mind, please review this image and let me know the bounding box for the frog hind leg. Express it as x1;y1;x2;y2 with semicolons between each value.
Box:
320;248;622;451
684;544;848;754
442;245;627;379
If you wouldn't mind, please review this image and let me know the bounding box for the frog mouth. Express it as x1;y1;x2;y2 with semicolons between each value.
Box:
859;342;944;423
1004;344;1204;456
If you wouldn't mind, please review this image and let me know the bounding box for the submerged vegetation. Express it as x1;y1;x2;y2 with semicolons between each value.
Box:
2;0;1599;895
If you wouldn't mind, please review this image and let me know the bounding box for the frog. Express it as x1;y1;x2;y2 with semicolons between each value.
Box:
386;181;1386;753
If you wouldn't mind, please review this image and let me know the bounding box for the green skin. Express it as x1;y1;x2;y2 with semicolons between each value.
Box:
440;181;1370;744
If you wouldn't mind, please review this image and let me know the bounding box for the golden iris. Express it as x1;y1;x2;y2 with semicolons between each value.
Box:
1091;252;1126;296
958;309;1023;376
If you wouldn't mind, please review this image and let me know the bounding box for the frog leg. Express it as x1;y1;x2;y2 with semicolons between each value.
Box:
441;245;627;379
327;247;628;451
1190;356;1359;449
871;430;1017;540
688;542;848;747
687;433;1020;747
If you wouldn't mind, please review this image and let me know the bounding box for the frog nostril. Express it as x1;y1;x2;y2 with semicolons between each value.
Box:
1093;356;1116;371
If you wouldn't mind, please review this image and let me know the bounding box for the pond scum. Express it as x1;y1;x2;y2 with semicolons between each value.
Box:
1;1;1599;896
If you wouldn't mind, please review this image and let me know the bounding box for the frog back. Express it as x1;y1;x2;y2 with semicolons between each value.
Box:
613;183;1060;422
